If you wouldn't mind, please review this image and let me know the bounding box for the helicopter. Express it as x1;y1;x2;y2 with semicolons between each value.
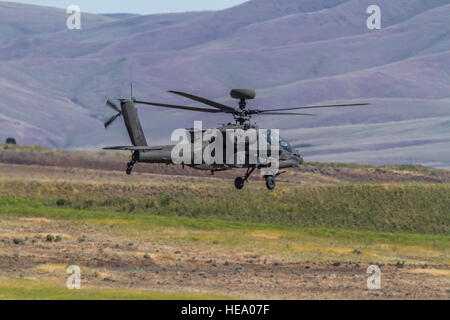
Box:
103;89;369;190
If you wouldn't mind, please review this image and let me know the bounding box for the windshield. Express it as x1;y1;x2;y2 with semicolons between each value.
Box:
279;138;292;152
266;132;293;152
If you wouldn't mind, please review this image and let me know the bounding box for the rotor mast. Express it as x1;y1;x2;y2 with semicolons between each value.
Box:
231;89;254;126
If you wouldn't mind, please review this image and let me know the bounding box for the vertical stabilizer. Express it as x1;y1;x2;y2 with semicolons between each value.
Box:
120;100;147;146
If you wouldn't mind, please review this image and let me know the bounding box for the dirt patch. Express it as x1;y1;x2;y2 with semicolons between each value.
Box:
0;218;448;300
407;268;450;277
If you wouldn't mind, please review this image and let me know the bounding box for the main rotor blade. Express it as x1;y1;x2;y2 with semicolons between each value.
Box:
106;99;121;113
256;103;370;113
134;100;222;113
104;113;122;129
168;90;236;113
254;112;316;116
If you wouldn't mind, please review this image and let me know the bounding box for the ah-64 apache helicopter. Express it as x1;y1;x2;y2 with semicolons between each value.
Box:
103;89;368;190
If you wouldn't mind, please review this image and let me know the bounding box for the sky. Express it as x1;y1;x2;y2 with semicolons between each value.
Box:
7;0;249;14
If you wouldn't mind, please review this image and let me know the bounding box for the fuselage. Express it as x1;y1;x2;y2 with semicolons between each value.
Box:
136;123;303;171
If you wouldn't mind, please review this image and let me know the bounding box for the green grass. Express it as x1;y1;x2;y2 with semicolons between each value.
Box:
0;180;449;234
0;278;231;300
0;193;448;265
0;144;49;152
305;161;378;169
0;143;127;160
382;164;442;175
305;161;447;174
0;197;448;252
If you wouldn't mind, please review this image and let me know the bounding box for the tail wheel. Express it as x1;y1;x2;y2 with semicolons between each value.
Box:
126;151;138;175
265;176;276;190
126;167;132;175
234;177;245;190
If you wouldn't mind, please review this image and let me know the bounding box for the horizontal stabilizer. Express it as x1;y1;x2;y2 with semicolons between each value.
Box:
103;146;163;151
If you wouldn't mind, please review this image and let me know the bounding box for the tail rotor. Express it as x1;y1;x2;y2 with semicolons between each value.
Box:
104;99;122;129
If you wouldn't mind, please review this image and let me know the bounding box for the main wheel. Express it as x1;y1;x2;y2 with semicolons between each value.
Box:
234;177;245;190
126;167;132;175
265;176;276;190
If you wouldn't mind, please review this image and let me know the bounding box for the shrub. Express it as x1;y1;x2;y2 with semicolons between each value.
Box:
13;238;24;245
56;199;67;207
83;200;94;209
396;261;405;268
160;195;171;207
5;137;16;144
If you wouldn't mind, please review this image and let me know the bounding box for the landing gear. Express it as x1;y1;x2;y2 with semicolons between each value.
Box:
126;161;135;175
233;169;277;190
234;177;244;190
234;167;256;190
126;152;138;175
265;175;276;190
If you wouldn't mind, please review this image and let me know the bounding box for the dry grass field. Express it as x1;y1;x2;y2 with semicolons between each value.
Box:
0;145;448;299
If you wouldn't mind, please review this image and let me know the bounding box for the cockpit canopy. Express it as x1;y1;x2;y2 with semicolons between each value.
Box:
266;132;293;152
279;138;293;152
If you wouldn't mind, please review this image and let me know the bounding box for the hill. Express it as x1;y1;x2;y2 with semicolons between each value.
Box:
0;0;449;166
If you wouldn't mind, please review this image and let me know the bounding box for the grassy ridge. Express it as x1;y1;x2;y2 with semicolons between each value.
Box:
306;161;445;176
0;180;448;234
2;144;450;179
1;197;449;268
